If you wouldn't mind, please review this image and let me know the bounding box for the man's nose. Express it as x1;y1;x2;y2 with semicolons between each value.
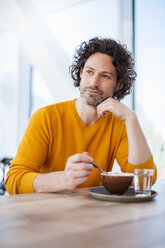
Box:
90;75;100;87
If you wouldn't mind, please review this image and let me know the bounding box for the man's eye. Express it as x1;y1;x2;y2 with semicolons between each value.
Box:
103;74;110;79
86;70;93;74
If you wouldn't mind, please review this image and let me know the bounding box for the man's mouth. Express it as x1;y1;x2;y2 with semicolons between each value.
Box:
85;88;103;95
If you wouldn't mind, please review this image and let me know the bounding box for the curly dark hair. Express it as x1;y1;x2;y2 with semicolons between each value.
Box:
70;37;136;100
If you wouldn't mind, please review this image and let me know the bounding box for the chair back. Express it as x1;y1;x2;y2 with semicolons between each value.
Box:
0;158;12;195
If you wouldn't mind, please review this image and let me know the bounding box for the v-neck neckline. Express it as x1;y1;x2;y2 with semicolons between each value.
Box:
72;99;107;128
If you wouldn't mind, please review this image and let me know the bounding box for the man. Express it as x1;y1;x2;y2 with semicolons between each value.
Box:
5;37;157;194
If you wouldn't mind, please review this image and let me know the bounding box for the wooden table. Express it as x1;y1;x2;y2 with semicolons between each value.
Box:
0;180;165;248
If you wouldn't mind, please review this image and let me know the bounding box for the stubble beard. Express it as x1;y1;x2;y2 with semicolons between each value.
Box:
80;87;111;107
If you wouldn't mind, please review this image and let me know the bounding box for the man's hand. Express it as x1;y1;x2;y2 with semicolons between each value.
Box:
64;152;93;190
97;97;135;121
96;97;152;165
33;152;93;193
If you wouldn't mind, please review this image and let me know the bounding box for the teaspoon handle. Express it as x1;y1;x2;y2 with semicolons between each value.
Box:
91;162;103;173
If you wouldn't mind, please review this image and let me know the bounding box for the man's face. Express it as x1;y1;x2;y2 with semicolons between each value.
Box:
80;52;121;106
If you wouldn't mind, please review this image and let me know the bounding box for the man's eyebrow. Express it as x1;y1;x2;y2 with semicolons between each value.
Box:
85;66;114;76
102;71;114;76
85;66;94;70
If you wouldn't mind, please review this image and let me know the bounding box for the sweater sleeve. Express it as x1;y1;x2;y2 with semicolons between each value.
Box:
5;107;51;194
115;123;157;185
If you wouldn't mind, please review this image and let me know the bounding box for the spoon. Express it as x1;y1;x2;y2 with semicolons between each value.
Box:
91;161;104;173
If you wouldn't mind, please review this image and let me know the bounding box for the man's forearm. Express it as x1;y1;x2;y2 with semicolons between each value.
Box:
33;152;93;193
96;97;152;165
125;113;152;165
33;171;66;193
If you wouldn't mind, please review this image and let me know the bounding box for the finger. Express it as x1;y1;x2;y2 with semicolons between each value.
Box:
66;162;93;171
82;151;88;155
97;98;117;113
74;177;88;185
98;110;107;118
65;176;88;190
97;105;110;118
97;100;117;117
67;153;93;163
67;169;91;178
97;101;112;110
99;97;116;106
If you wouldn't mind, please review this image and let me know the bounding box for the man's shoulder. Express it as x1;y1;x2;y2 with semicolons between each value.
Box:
31;100;74;121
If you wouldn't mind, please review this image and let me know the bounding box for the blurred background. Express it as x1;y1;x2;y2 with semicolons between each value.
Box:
0;0;165;178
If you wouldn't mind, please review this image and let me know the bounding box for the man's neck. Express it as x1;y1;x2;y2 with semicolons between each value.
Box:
75;98;100;126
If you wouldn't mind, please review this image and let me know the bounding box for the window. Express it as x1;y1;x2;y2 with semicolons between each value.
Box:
44;0;120;57
135;0;165;177
0;31;19;157
31;0;121;115
31;69;54;114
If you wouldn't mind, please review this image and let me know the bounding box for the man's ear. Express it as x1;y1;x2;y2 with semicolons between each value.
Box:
114;82;123;92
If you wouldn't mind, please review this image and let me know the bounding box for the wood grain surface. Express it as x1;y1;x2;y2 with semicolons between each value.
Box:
0;180;165;248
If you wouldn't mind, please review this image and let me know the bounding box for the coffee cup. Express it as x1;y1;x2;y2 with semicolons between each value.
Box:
101;172;134;195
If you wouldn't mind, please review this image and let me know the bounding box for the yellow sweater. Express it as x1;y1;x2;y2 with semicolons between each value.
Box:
5;100;157;194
